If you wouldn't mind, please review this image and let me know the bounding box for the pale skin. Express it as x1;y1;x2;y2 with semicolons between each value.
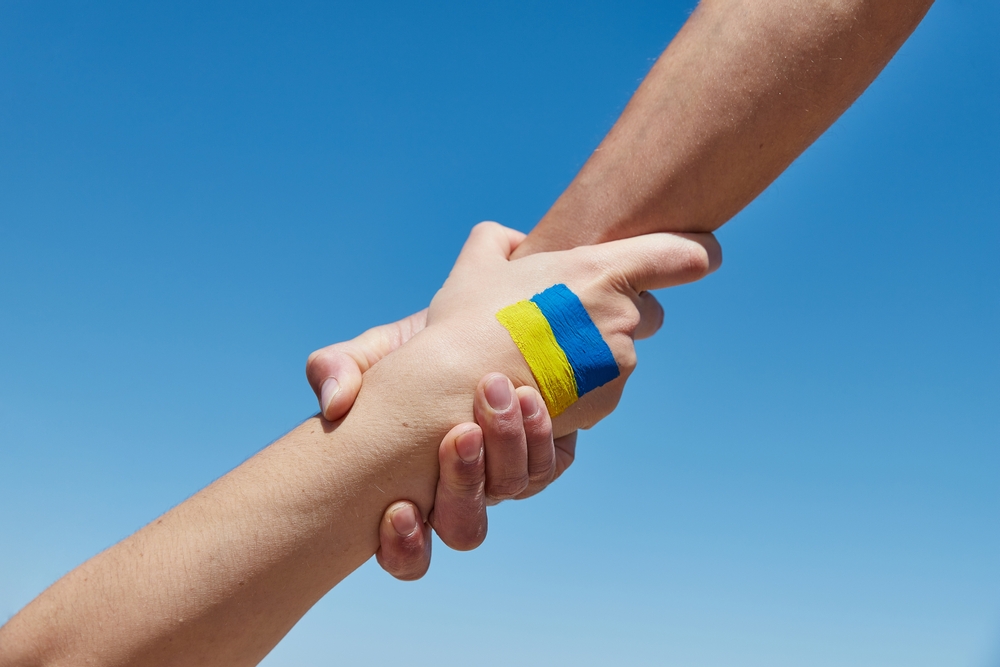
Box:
0;0;934;665
319;0;936;577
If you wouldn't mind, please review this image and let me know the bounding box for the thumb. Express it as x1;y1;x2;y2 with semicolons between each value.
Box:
306;309;427;421
588;232;722;294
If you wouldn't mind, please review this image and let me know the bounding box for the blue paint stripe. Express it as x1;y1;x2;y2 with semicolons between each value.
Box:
530;284;620;396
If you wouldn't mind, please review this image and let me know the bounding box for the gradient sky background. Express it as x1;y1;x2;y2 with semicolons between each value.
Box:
1;1;998;665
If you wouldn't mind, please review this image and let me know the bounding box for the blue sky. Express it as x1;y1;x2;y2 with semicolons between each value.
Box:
1;1;997;665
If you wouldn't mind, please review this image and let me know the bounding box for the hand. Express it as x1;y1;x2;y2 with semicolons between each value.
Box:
412;222;721;435
307;222;719;578
306;233;582;581
308;327;574;580
374;373;576;581
316;220;718;583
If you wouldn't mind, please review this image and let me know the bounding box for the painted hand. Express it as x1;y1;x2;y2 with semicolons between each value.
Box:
418;222;721;434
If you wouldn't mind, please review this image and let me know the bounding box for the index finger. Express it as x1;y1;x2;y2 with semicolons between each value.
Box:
587;232;723;294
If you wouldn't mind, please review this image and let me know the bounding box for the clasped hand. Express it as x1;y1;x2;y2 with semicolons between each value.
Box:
306;222;719;579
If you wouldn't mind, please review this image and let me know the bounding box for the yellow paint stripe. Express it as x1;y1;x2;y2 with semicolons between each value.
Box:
496;299;579;417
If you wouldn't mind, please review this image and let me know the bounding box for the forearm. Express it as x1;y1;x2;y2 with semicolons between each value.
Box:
0;425;346;666
517;0;932;255
0;345;465;667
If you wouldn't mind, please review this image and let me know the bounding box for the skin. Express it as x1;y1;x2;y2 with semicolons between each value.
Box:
521;0;934;250
328;0;935;577
374;375;573;582
1;0;935;663
324;319;583;581
0;225;718;666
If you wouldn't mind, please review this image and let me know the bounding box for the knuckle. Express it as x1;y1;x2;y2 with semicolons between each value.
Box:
447;463;485;496
528;459;555;484
472;220;500;235
487;472;530;500
618;302;642;335
675;243;713;279
568;247;608;283
482;417;526;452
523;422;553;451
588;251;612;278
486;412;525;441
615;339;637;375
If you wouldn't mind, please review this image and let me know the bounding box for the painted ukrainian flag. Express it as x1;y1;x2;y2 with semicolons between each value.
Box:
496;283;620;417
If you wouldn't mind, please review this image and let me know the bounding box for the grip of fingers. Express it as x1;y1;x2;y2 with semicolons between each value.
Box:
305;349;363;421
514;386;557;499
376;501;431;581
474;374;530;500
431;424;488;551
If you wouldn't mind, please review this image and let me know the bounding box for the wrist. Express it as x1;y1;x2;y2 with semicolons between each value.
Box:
330;328;482;516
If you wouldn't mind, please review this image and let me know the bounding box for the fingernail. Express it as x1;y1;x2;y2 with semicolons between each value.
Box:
455;428;482;463
485;375;512;411
390;504;418;537
519;391;540;419
320;377;340;417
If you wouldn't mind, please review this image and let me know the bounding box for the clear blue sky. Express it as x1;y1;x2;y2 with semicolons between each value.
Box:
1;1;997;665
